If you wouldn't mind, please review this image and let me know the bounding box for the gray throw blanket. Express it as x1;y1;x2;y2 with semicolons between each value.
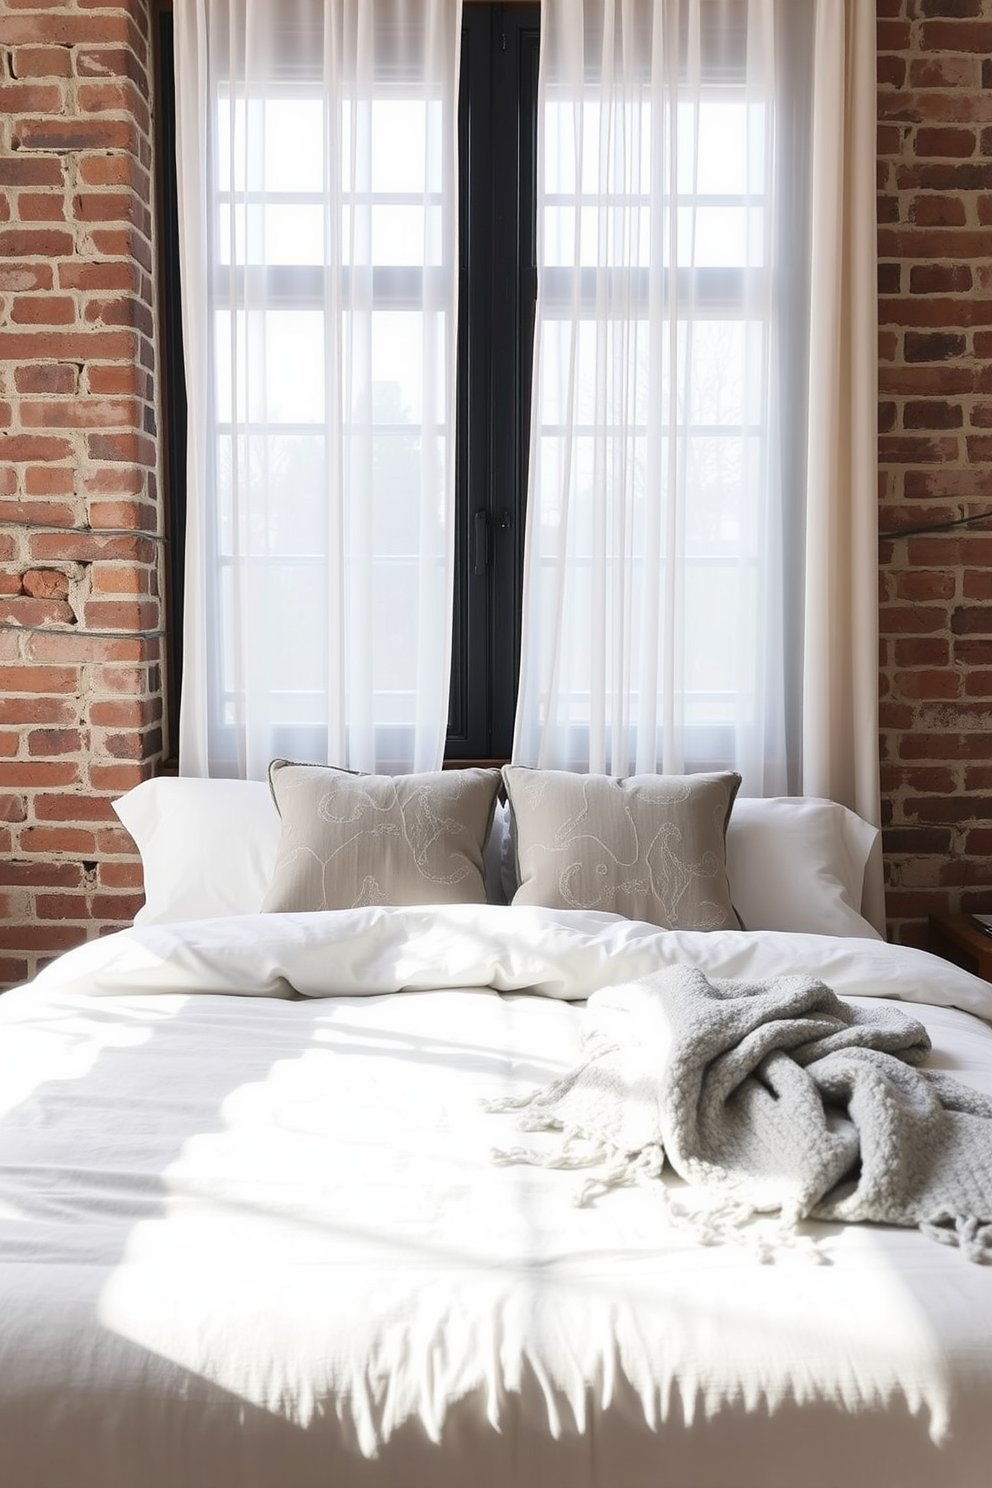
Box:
489;967;992;1262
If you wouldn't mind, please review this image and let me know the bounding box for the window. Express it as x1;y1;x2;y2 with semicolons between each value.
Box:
160;0;877;808
515;0;813;781
157;2;538;771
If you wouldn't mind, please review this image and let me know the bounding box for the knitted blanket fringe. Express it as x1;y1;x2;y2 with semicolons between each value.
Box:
485;967;992;1264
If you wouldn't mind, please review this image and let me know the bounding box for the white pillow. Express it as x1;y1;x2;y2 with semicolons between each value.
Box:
114;776;510;924
113;777;282;924
725;796;883;939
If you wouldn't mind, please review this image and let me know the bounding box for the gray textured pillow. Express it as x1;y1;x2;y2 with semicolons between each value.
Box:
263;762;502;912
502;766;743;931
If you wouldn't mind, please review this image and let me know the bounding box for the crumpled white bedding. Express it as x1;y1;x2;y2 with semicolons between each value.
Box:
3;904;992;1488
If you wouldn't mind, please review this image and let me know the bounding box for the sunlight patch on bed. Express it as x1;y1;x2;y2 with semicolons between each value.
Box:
92;1016;958;1454
0;996;174;1122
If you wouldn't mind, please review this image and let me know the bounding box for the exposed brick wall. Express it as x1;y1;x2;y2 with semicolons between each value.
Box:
1;1;990;984
0;1;164;987
877;0;992;947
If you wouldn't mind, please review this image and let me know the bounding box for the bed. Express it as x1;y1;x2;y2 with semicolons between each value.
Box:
3;764;992;1488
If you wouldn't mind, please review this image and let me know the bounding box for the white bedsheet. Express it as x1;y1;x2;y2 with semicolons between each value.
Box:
3;905;992;1487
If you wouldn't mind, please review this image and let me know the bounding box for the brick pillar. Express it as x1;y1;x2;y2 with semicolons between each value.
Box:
877;1;992;946
0;2;162;987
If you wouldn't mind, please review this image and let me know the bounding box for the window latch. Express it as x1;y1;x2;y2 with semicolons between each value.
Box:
474;509;490;576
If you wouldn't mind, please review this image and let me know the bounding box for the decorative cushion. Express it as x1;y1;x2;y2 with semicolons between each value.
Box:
502;765;742;930
262;761;502;912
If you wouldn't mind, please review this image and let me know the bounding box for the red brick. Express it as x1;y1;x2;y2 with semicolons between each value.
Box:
11;44;74;78
33;894;96;922
909;195;968;227
908;264;972;294
19;826;98;855
894;571;956;602
908;55;981;89
904;470;992;499
14;363;79;395
882;295;992;326
903;330;967;362
28;633;154;664
919;19;992;52
33;793;118;824
20;397;140;429
877;18;912;50
963;568;992;599
98;860;144;890
95;825;136;855
21;568;69;600
0;226;74;258
0;696;76;726
89;500;159;531
893;670;962;700
0;155;63;188
91;565;152;596
0;859;84;890
0;761;82;790
956;638;992;666
1;924;90;954
901;399;964;429
84;296;155;335
23;468;76;498
877;434;960;463
878;55;906;89
879;604;952;635
914;126;976;158
881;763;960;798
16;192;70;224
27;728;85;757
0;262;55;293
90;892;144;921
3;350;143;397
86;431;156;467
28;531;156;564
87;762;149;793
12;116;140;154
896;162;992;190
0;793;27;824
0;596;75;626
1;497;77;524
83;599;160;631
58;260;140;293
0;433;74;463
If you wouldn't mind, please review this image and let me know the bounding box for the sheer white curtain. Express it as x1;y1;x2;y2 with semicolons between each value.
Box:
514;0;878;822
174;0;462;778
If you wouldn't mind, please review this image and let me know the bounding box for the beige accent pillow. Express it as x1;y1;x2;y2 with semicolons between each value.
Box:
502;766;743;931
263;762;502;912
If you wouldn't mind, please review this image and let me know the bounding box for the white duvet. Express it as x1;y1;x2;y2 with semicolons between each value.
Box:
3;905;992;1488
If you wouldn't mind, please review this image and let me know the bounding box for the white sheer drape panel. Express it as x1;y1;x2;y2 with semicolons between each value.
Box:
513;0;878;818
175;0;462;778
801;0;880;827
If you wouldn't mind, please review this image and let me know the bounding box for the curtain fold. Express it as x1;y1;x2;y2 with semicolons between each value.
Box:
801;0;880;826
513;0;879;822
174;0;462;778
